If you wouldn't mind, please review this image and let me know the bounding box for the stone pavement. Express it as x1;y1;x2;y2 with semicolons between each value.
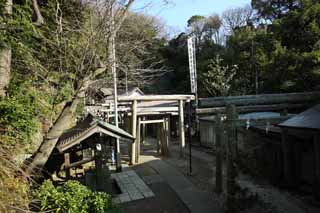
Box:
111;169;155;203
139;155;223;213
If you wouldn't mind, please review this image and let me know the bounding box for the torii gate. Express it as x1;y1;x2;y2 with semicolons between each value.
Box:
118;95;195;164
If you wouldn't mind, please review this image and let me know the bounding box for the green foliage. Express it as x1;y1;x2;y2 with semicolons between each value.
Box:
187;15;206;27
0;0;35;47
161;0;320;96
117;12;168;91
202;56;237;96
0;84;39;148
0;0;90;150
224;0;320;93
251;0;300;20
34;180;117;213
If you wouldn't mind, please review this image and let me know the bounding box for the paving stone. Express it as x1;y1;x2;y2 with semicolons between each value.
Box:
112;169;155;203
129;192;144;200
119;193;131;203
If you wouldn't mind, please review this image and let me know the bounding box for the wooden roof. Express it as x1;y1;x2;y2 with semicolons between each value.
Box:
118;94;195;101
56;114;134;153
278;104;320;131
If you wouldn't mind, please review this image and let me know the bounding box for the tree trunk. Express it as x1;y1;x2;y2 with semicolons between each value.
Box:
0;48;11;97
0;0;12;97
25;78;90;176
32;0;44;26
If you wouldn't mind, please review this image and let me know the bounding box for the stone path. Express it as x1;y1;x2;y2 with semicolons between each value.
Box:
111;169;155;203
141;174;164;185
139;155;223;213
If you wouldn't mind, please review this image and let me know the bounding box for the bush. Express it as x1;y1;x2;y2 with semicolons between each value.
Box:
34;180;118;213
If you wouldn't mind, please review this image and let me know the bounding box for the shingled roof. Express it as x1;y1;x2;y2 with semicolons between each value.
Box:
278;104;320;130
56;114;134;153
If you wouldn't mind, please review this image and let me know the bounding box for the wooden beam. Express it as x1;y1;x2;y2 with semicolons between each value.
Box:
200;115;292;128
313;133;320;199
138;107;178;113
118;94;195;101
65;157;95;169
136;117;141;163
156;123;161;154
166;115;171;151
234;115;293;127
200;91;320;108
64;153;70;179
196;103;309;115
178;100;185;157
160;122;169;157
140;119;165;124
131;100;137;165
215;114;223;194
142;116;146;145
226;105;237;212
281;128;293;187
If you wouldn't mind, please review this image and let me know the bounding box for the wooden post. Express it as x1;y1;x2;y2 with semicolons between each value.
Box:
226;104;237;213
159;121;169;157
156;123;161;154
215;114;223;194
95;148;103;191
160;122;164;155
167;115;171;149
136;117;141;163
165;115;171;154
142;116;146;144
292;141;301;186
281;128;293;187
131;100;138;165
178;100;185;157
64;153;70;179
313;133;320;199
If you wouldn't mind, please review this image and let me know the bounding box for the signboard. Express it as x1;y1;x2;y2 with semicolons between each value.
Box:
188;36;197;95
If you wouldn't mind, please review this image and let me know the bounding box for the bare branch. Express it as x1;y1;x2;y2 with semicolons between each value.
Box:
32;0;44;26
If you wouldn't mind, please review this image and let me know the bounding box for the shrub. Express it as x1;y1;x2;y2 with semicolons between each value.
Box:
34;180;117;213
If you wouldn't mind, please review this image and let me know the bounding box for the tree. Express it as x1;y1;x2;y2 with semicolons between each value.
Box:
252;0;300;21
116;12;168;90
222;4;253;34
25;0;136;176
187;15;206;47
25;0;172;176
223;0;320;94
202;56;237;96
161;32;190;93
203;14;222;44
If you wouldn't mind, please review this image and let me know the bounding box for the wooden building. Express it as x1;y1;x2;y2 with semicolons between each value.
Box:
278;104;320;198
51;114;134;181
204;104;320;199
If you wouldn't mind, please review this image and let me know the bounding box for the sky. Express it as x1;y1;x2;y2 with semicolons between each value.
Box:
133;0;251;33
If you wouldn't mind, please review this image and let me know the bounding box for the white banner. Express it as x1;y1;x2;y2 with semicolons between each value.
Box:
188;37;197;95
